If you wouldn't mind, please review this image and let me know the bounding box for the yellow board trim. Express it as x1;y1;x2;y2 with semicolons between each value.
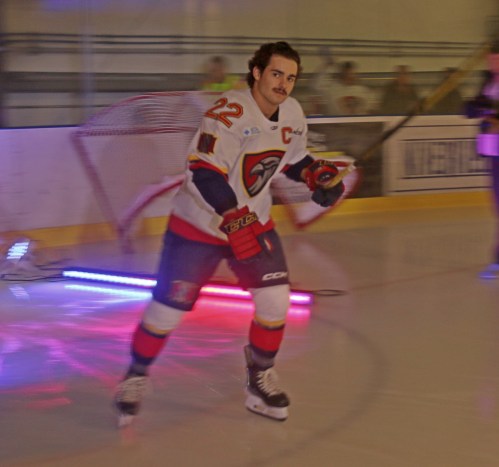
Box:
4;191;493;249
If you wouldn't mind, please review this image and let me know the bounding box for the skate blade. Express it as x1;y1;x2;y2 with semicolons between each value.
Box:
245;393;288;421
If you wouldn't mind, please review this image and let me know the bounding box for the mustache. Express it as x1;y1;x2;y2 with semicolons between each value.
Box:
274;87;288;96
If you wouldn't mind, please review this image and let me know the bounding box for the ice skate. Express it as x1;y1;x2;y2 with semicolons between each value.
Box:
114;374;149;428
244;346;290;421
479;263;499;279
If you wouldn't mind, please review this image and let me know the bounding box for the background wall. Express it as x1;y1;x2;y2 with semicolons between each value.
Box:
4;0;497;74
1;0;496;127
0;115;488;235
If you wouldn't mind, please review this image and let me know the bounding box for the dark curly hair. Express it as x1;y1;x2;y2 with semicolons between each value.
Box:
246;41;302;88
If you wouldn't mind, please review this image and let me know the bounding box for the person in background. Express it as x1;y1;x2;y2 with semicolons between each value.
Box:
114;41;345;426
429;67;464;115
378;65;420;115
465;41;499;279
325;60;376;115
200;55;246;91
308;46;336;115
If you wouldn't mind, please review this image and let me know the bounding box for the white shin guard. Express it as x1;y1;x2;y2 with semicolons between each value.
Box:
142;300;185;332
250;284;290;324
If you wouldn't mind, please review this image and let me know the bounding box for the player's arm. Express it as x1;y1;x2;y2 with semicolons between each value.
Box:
188;105;242;216
283;155;345;208
189;159;237;215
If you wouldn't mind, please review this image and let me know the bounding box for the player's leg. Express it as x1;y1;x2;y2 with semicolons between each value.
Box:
230;229;291;420
114;300;184;427
115;231;225;426
245;284;291;421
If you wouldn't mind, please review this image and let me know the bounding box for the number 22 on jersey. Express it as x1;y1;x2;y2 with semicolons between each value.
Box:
205;98;243;128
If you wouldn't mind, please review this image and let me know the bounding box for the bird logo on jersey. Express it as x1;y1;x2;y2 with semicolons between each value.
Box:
243;150;285;196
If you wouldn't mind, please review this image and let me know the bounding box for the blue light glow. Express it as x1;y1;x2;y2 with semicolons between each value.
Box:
64;283;151;299
62;268;313;305
63;269;156;288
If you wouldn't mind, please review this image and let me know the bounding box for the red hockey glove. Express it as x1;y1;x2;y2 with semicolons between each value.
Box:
304;159;345;208
220;206;266;262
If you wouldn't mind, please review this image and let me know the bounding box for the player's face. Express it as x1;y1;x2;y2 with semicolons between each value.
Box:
251;55;298;118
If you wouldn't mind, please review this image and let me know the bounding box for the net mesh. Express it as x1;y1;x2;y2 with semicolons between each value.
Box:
72;91;219;228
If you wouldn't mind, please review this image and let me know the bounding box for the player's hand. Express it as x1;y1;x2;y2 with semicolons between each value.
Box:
311;184;345;207
304;159;345;207
220;206;267;262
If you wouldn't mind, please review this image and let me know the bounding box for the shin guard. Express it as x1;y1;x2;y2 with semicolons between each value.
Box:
248;319;285;368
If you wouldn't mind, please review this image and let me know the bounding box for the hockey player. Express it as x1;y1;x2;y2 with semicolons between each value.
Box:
466;41;499;279
114;41;345;426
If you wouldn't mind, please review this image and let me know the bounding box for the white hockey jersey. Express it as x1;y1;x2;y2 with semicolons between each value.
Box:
170;88;309;242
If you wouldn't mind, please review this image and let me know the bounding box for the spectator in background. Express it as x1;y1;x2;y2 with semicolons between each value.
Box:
325;60;376;115
200;55;246;91
378;65;420;115
308;46;337;115
428;67;464;115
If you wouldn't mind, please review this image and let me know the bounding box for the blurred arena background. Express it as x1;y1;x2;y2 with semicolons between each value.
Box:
0;0;497;127
0;0;497;251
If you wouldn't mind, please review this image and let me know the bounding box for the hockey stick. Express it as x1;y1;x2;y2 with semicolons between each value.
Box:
323;39;493;190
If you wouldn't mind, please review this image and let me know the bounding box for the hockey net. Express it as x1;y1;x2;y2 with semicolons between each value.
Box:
71;91;219;249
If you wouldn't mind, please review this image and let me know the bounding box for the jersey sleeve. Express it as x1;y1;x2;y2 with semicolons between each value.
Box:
285;102;311;166
282;154;314;182
186;93;245;214
190;166;238;215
